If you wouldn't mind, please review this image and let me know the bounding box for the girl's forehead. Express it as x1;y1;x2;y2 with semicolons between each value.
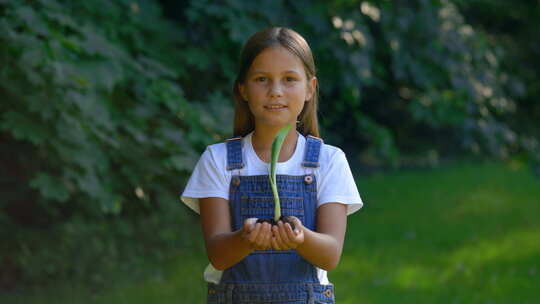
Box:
248;46;305;73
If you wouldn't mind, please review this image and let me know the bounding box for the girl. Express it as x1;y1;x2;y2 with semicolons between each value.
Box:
181;27;363;304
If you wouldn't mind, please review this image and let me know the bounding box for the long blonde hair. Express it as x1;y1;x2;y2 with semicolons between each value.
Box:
232;27;320;137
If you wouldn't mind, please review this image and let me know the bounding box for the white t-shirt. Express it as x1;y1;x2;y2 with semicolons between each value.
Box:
181;131;363;285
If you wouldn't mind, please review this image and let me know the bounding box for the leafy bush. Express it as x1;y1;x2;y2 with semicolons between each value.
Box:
0;0;224;287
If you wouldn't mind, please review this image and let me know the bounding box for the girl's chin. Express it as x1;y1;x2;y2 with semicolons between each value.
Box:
256;120;297;129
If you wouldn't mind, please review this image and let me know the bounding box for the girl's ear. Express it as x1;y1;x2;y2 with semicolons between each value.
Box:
238;83;248;101
306;76;318;102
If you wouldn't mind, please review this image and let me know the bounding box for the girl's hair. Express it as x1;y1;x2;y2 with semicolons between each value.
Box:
232;27;320;137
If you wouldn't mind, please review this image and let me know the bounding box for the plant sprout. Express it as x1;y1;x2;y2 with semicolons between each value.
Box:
268;123;293;222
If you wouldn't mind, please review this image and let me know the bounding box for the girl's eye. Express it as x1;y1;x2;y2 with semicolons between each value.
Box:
255;77;267;82
286;77;297;82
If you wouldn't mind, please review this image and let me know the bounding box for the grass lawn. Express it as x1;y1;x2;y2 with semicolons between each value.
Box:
3;161;539;303
334;161;540;303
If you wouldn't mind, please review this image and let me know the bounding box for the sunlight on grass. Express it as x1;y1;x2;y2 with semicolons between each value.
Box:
445;228;540;270
394;264;439;290
357;227;540;294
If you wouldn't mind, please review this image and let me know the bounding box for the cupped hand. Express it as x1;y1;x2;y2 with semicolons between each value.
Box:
242;218;273;251
271;216;305;250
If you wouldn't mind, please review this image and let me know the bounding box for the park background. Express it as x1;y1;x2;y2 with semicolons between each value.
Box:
1;0;539;303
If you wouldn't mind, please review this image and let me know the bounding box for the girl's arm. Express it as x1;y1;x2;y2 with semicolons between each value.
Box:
272;202;348;271
199;197;273;270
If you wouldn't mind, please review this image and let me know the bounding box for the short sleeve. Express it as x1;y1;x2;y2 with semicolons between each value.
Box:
317;149;363;215
180;147;229;214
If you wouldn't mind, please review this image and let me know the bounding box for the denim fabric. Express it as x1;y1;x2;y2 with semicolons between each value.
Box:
226;137;245;170
208;136;335;304
207;282;334;304
301;136;323;168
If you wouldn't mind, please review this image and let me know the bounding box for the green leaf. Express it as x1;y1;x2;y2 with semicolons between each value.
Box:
100;197;122;215
1;111;48;145
30;173;70;202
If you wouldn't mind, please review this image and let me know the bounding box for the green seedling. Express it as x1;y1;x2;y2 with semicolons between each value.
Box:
256;123;296;230
269;123;292;221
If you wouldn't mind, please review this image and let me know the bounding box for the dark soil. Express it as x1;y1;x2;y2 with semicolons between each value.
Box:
256;216;296;231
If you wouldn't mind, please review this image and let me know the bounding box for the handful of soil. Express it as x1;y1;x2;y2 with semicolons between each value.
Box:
256;215;296;231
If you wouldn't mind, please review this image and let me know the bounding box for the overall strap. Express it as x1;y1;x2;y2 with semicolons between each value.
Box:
225;137;244;170
302;135;323;168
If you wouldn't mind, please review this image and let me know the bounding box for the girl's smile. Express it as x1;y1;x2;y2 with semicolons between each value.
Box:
264;103;287;111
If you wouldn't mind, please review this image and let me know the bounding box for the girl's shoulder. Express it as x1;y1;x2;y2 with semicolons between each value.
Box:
200;136;247;170
206;141;228;153
318;140;346;164
303;134;344;160
192;141;229;172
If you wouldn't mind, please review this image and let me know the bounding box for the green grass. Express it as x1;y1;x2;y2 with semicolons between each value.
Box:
334;161;540;303
3;161;539;303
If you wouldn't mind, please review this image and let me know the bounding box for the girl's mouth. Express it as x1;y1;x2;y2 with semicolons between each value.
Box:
265;105;287;111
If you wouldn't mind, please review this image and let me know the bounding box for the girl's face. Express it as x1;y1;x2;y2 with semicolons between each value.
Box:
239;46;317;131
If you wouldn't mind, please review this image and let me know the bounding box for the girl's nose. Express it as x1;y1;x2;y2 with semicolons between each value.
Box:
269;82;283;98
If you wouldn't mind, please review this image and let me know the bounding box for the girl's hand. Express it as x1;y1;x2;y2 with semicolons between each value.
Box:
242;218;273;251
271;216;305;250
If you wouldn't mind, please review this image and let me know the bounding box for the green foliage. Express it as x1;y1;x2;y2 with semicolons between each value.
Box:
451;0;540;169
177;0;538;167
0;0;223;287
318;0;531;166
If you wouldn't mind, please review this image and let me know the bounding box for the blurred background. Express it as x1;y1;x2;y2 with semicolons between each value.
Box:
1;0;539;303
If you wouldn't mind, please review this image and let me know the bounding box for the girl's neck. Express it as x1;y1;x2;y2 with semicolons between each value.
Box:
251;126;298;163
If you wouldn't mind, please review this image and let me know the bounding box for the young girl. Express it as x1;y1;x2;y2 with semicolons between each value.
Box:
181;27;363;304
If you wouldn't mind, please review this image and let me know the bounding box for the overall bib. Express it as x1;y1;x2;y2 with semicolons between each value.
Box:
207;135;335;304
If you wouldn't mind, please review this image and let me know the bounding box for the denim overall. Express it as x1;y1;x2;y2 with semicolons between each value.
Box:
207;135;335;304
